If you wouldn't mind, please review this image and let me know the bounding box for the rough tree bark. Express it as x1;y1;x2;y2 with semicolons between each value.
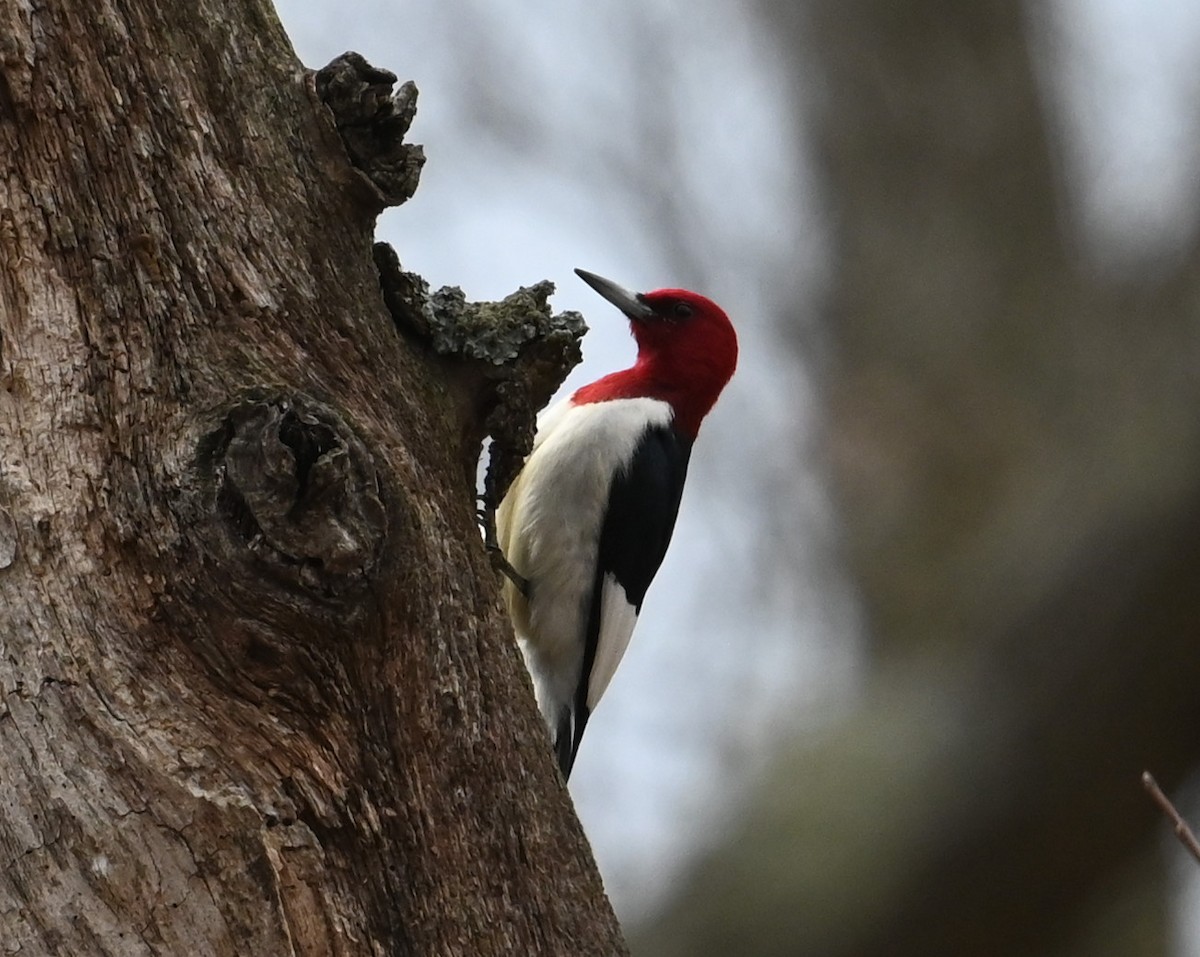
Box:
0;0;626;954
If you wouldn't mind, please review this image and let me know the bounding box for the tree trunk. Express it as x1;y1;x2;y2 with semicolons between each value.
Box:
0;1;625;953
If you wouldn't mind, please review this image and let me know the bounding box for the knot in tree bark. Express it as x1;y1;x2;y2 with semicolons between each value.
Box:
211;396;386;592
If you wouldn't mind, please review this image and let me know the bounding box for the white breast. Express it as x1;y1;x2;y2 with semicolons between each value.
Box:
497;396;673;722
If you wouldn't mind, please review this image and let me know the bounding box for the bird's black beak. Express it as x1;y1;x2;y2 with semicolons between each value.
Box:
575;268;655;321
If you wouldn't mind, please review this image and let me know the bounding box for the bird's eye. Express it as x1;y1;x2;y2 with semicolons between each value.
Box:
672;302;694;319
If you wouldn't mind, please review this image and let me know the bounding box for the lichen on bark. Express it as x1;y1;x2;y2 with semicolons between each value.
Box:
371;239;586;507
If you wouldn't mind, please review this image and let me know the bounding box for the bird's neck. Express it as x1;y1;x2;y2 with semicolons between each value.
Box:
572;352;728;439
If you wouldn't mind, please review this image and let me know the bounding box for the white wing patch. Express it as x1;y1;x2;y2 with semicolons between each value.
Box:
586;573;640;711
496;396;674;734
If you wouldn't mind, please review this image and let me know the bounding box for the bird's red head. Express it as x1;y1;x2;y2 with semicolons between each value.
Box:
573;269;738;438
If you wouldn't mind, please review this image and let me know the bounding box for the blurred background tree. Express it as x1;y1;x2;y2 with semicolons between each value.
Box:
636;1;1200;953
281;0;1200;952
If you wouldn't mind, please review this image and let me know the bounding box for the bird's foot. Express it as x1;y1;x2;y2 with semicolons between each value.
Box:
477;497;530;598
486;541;530;598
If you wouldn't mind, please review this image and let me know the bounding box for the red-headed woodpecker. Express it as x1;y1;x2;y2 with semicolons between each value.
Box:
496;268;738;779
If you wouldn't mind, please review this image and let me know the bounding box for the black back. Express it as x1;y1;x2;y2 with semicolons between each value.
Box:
557;423;692;778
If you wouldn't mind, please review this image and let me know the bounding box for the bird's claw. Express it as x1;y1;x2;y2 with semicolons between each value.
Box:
478;494;529;598
486;541;530;598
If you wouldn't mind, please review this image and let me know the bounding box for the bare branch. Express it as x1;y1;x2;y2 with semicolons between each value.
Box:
1142;771;1200;866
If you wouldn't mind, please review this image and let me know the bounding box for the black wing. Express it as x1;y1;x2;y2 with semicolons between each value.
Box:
556;423;692;778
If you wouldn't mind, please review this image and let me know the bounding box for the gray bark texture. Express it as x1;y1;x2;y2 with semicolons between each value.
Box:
0;2;625;954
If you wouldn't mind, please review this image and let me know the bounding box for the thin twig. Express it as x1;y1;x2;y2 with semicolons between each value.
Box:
1142;771;1200;866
